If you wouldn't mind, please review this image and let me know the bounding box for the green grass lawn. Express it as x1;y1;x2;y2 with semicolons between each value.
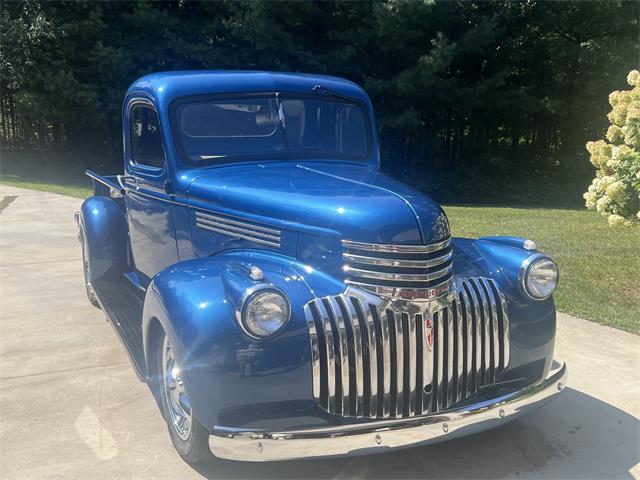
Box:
1;176;637;334
444;205;639;334
0;173;92;198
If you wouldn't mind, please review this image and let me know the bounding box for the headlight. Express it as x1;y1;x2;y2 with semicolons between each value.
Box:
241;289;290;338
521;255;559;300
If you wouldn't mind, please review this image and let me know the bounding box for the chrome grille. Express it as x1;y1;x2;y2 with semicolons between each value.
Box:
195;211;281;248
342;238;453;299
304;277;510;418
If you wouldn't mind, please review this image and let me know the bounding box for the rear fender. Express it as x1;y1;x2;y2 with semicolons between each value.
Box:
141;250;318;429
80;196;129;281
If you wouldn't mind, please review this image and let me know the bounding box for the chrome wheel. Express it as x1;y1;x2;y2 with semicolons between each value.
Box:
162;335;192;441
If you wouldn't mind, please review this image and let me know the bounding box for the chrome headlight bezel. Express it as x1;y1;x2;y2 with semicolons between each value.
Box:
519;253;559;301
237;285;291;339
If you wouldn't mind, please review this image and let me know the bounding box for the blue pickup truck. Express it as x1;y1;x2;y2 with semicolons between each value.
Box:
77;71;566;463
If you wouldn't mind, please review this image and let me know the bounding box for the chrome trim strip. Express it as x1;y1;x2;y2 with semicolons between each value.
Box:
343;251;453;268
357;299;378;418
344;264;453;282
464;281;482;390
85;170;124;194
380;310;391;418
327;296;350;416
195;217;281;242
314;299;336;413
195;223;281;248
455;299;464;404
474;280;492;384
195;211;281;236
210;363;567;461
498;288;511;369
393;310;404;416
407;313;417;416
303;304;321;405
344;277;452;299
435;309;444;410
420;313;433;412
460;291;474;397
339;295;364;417
482;278;501;375
342;238;451;254
446;306;455;408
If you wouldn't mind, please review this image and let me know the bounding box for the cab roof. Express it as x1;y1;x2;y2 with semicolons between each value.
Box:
126;70;370;110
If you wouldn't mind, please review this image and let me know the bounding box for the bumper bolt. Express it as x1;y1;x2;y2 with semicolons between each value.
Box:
442;423;449;433
375;434;382;445
256;442;263;453
499;409;505;418
557;382;563;391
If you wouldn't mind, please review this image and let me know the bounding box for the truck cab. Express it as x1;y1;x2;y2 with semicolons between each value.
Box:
78;71;566;463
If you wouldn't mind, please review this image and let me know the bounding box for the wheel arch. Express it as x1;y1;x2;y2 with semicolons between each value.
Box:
79;196;130;282
139;250;318;429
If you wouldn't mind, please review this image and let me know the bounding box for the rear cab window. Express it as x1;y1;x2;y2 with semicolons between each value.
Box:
130;104;166;169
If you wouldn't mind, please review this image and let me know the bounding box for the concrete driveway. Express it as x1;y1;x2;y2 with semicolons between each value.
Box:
0;184;638;479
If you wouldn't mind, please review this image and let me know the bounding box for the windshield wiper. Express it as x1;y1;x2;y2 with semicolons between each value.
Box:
312;84;356;103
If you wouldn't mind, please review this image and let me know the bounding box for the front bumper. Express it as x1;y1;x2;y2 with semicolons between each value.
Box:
209;360;567;461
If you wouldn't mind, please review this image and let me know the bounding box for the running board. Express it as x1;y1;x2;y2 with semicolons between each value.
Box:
93;278;146;380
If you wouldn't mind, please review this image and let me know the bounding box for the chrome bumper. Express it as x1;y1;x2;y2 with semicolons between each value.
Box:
209;360;567;462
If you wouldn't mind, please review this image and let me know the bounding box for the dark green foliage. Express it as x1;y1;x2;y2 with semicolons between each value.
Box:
1;1;638;205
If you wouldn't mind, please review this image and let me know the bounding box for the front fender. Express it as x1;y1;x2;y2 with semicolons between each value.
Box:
79;196;129;281
141;250;320;431
451;237;557;382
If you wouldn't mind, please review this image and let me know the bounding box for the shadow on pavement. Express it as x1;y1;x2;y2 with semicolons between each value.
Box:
190;388;639;479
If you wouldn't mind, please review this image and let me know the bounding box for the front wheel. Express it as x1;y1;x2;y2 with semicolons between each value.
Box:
156;330;212;464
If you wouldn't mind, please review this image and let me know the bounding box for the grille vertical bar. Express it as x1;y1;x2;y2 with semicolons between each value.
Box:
446;307;455;408
326;296;350;416
379;309;392;418
407;313;417;416
393;311;405;416
338;295;364;416
303;303;321;405
454;299;464;404
435;309;445;411
305;277;509;418
420;313;434;410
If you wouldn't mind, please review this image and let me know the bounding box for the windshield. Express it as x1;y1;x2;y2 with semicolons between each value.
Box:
173;94;371;164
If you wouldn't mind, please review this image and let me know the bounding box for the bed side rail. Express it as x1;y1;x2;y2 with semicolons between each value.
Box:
85;170;126;197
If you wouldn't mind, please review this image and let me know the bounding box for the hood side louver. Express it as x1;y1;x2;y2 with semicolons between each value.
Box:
195;210;281;248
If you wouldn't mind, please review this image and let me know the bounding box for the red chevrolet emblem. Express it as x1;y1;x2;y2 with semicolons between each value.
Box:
425;317;434;351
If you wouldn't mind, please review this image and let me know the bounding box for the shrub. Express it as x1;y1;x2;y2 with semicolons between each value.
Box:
584;70;640;227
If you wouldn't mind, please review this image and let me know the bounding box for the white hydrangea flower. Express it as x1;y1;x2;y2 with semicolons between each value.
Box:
596;195;611;213
583;191;597;210
608;214;627;227
586;69;639;227
606;180;626;204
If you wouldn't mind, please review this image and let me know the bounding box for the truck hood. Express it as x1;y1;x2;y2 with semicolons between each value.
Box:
186;162;449;245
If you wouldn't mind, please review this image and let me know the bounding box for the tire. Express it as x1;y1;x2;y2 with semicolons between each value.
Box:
155;329;213;464
80;227;101;309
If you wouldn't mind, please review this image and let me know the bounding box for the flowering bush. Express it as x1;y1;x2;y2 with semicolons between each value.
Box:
584;70;640;227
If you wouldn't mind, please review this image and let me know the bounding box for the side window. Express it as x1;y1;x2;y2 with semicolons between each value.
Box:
130;105;165;169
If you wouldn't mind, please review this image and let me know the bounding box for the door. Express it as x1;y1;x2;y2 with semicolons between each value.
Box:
124;100;179;286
